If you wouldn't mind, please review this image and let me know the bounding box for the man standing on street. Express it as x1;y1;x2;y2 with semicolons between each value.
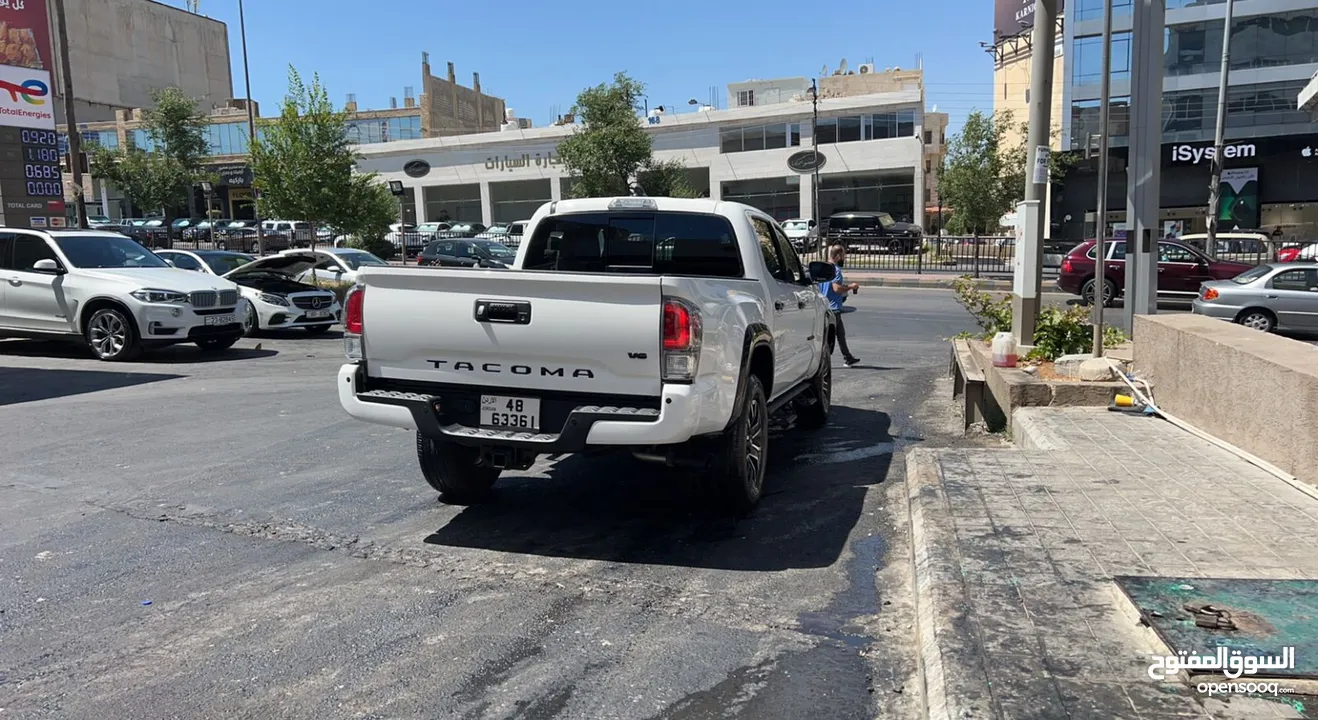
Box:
819;244;861;368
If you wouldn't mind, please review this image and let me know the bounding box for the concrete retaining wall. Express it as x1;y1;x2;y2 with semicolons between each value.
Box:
1133;314;1318;487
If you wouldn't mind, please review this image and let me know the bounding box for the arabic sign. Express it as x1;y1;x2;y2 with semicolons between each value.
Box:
403;159;430;178
485;151;562;172
207;163;252;186
1147;646;1295;681
995;0;1065;40
786;150;826;173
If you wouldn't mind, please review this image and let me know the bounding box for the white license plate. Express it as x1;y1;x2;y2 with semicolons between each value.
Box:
480;395;541;431
203;314;235;326
305;309;333;319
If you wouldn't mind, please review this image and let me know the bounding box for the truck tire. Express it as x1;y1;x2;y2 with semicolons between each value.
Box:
416;433;499;504
708;373;769;514
797;352;831;429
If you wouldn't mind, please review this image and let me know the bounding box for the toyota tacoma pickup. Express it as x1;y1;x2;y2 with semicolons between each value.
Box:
337;197;838;512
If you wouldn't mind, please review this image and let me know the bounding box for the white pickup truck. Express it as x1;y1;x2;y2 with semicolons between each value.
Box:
337;197;838;512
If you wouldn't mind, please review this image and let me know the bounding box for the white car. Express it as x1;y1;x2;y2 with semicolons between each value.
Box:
156;249;256;276
780;218;817;252
222;251;342;335
0;229;247;360
285;247;389;285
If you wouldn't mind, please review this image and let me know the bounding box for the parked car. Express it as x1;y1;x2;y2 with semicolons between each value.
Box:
0;229;246;359
447;222;487;238
337;196;837;512
221;251;341;335
1179;232;1272;261
261;220;314;246
1057;238;1256;306
386;223;430;258
416;238;516;268
286;247;389;285
416;222;451;238
1277;242;1318;263
157;249;256;276
123;218;171;248
1192;263;1318;333
221;227;292;254
820;211;922;254
780;218;817;252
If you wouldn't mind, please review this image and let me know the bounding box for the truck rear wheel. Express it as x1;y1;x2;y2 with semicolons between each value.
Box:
416;433;500;504
708;374;768;514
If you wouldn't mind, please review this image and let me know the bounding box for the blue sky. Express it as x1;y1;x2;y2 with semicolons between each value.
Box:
164;0;995;133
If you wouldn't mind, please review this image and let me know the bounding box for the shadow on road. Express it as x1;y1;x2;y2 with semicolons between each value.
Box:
0;340;277;363
422;405;895;571
0;366;184;406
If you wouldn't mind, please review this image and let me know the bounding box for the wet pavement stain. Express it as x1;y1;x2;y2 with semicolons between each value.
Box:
649;534;887;720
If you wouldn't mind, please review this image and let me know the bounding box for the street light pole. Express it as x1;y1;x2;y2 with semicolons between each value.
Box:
1092;0;1114;356
1204;0;1236;259
53;0;87;229
811;79;820;237
238;0;262;255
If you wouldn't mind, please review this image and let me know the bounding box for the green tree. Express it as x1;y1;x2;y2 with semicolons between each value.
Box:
249;66;357;249
638;158;699;198
338;175;400;259
937;110;1073;235
557;72;695;198
89;87;211;221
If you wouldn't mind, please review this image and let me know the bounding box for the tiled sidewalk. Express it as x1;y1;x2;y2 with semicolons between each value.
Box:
907;407;1318;719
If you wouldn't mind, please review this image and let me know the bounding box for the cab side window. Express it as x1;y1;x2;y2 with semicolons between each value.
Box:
1271;269;1317;292
771;223;806;284
0;233;13;269
169;253;204;271
1158;243;1195;263
749;216;791;282
11;234;57;271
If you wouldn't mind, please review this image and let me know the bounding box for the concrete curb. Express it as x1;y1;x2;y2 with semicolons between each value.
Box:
852;276;1012;290
1011;408;1073;451
904;448;996;720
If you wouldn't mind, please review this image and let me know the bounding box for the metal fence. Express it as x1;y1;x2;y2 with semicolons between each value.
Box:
798;235;1022;276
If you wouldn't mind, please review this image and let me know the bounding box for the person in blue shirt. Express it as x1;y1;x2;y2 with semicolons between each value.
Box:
819;244;861;367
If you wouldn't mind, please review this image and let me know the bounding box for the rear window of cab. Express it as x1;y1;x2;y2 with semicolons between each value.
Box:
522;212;744;278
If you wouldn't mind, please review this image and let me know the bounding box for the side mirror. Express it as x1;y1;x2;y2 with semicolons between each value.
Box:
807;261;836;282
163;258;177;267
808;219;817;228
32;258;63;274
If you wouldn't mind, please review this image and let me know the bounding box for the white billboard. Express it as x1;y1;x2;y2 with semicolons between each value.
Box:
0;65;55;129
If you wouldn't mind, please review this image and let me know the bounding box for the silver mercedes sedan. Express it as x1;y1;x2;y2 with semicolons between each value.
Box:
1192;262;1318;333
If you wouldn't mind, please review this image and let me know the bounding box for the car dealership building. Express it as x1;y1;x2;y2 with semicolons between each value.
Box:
354;85;932;229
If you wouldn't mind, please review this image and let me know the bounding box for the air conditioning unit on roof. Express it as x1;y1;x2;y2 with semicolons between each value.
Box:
858;63;876;74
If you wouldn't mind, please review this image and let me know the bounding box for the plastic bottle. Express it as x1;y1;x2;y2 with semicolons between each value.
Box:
991;332;1018;368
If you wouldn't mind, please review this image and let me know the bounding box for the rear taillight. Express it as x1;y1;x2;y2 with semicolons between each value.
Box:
1203;287;1219;301
661;297;701;383
1061;258;1074;274
343;286;364;359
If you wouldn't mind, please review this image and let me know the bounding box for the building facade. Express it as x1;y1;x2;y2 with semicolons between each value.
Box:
1057;0;1318;241
60;55;510;221
53;0;233;124
356;88;929;230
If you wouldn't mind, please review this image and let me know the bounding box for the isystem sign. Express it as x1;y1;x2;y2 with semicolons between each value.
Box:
1169;142;1257;165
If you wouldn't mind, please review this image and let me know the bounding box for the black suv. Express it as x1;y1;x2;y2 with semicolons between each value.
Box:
821;211;923;254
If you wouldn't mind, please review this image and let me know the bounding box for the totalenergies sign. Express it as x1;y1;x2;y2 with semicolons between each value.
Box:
0;65;51;128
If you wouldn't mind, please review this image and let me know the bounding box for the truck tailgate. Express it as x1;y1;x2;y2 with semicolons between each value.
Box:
359;267;663;397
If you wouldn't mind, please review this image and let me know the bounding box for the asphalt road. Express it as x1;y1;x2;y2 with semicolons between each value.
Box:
0;290;986;720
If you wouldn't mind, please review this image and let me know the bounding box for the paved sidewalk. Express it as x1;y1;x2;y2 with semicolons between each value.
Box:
847;271;1011;290
907;407;1318;719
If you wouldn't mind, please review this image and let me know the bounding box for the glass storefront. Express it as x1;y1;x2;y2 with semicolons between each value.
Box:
721;177;800;220
818;171;917;222
424;184;481;224
489;179;551;223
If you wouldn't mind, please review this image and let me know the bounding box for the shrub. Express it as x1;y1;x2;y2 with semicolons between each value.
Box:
950;274;1129;361
346;234;396;261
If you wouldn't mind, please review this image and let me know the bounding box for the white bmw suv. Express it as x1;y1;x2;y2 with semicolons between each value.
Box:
0;228;248;361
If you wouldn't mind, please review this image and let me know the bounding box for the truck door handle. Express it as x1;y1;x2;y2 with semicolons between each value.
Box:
1266;294;1279;299
474;299;532;324
774;301;785;311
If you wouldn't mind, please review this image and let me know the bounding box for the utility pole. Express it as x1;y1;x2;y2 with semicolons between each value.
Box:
1011;0;1058;348
811;79;821;234
238;0;262;254
53;0;87;229
1124;0;1166;330
1092;0;1114;356
1203;0;1236;260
